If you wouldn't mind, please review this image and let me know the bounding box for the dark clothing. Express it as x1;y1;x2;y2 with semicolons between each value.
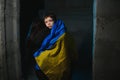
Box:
24;20;50;80
27;27;50;52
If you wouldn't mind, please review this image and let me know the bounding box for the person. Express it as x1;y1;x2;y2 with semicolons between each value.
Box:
33;12;78;80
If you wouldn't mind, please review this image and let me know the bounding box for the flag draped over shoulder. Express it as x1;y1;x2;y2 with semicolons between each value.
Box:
33;20;76;80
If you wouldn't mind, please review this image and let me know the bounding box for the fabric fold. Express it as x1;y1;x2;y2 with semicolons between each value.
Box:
34;20;75;80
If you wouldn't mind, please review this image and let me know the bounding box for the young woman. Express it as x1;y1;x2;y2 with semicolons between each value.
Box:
33;12;78;80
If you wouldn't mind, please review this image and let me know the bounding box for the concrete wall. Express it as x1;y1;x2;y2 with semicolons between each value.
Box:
0;0;22;80
93;0;120;80
0;0;8;80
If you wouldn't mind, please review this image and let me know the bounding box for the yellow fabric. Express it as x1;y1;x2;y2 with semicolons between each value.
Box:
35;33;77;80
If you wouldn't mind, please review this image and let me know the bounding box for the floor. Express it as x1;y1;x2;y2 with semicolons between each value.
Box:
26;68;92;80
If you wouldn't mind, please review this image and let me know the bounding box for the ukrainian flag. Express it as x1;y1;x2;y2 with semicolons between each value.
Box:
33;20;76;80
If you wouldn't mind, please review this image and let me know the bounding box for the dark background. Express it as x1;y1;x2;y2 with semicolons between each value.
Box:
20;0;93;80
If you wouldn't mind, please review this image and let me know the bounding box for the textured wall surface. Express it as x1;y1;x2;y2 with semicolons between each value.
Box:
0;0;8;80
93;0;120;80
0;0;21;80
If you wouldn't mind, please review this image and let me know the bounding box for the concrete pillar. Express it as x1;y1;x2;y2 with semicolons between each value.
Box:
93;0;120;80
0;0;22;80
0;0;8;80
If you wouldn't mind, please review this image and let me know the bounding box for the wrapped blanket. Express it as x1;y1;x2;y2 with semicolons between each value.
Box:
33;20;77;80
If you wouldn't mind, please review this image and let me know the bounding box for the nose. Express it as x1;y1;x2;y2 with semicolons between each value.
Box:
47;22;50;25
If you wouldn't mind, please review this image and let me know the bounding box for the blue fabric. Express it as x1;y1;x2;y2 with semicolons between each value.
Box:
33;20;66;70
33;20;66;57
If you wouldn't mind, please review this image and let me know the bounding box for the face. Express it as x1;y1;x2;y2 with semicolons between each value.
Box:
44;17;54;29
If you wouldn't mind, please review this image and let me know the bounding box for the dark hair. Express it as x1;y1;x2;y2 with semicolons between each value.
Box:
26;17;50;52
43;12;57;22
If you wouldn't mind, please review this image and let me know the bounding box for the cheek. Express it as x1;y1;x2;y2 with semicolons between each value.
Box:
51;22;54;26
45;22;49;25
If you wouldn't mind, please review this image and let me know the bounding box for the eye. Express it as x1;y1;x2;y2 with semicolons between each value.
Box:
49;19;53;22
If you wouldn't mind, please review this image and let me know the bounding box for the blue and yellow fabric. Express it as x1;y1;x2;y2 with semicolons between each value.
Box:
33;20;76;80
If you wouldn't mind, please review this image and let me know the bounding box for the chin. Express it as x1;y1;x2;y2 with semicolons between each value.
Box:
48;27;52;29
